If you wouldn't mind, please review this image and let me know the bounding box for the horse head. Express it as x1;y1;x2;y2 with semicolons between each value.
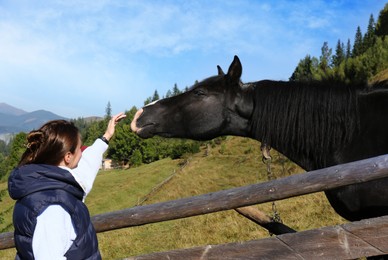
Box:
131;56;254;140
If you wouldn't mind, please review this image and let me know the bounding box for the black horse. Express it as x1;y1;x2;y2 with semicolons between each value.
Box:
131;55;388;224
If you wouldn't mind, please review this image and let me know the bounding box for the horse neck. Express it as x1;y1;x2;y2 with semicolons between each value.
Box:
248;80;359;171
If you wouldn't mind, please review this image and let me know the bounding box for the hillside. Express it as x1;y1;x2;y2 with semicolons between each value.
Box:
370;68;388;84
0;137;345;259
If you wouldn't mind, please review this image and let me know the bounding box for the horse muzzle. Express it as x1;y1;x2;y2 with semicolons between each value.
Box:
130;108;144;133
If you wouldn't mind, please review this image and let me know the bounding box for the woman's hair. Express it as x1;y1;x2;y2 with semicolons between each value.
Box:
18;120;81;167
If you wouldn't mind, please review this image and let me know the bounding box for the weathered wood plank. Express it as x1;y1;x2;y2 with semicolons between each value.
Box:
235;206;296;234
0;232;13;250
125;216;388;260
126;238;301;260
342;215;388;253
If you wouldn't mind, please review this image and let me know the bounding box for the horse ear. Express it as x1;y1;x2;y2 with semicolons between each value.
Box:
217;65;225;76
227;55;242;82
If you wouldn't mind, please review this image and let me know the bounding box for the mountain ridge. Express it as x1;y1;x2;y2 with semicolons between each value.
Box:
0;102;103;143
0;103;75;140
0;102;27;116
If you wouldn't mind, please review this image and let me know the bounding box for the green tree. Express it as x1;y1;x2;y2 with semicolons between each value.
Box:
290;4;388;84
169;140;200;159
106;108;141;165
352;26;364;57
71;117;89;141
0;140;8;157
130;149;143;167
376;3;388;37
319;41;332;71
126;106;139;120
140;138;161;163
83;120;106;146
144;97;152;106
290;55;318;81
165;89;172;98
343;57;368;83
332;40;345;68
363;14;376;50
152;90;160;101
361;36;388;78
107;124;139;165
0;133;27;180
172;83;181;96
346;39;352;59
0;153;6;180
105;101;112;120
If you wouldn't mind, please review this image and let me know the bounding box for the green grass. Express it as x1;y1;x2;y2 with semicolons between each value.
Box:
0;136;345;259
86;158;179;214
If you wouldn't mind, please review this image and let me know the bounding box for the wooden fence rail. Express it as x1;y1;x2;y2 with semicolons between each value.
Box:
125;215;388;259
2;154;388;251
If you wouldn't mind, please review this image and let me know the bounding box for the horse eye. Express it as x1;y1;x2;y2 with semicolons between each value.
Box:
194;89;206;96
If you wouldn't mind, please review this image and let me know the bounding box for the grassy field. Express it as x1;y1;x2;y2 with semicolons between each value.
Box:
0;136;345;259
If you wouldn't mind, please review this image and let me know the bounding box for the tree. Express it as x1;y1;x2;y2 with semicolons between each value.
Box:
361;36;388;78
0;133;27;180
169;139;200;159
343;57;368;83
144;97;152;106
319;42;332;71
105;101;112;120
331;40;345;68
0;140;8;156
352;26;364;57
290;55;318;81
363;14;376;50
130;149;142;167
143;90;160;105
172;83;181;96
0;153;6;181
107;123;139;165
71;117;89;141
152;90;160;101
346;39;352;59
83;120;106;146
126;106;139;121
165;89;172;98
290;4;388;84
376;3;388;37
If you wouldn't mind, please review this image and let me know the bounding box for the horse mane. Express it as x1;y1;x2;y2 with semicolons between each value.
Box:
250;80;362;168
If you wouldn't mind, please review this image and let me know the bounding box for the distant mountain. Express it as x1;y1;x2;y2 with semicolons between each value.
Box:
0;102;27;116
0;103;68;135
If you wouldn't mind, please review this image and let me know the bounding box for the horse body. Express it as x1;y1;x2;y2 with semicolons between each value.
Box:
131;56;388;222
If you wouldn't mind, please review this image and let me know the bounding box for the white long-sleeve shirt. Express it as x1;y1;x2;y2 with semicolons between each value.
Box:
32;139;107;260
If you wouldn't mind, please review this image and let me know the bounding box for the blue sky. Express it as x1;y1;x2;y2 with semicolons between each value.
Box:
0;0;384;118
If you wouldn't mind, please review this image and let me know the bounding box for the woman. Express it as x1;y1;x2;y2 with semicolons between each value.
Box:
8;112;126;260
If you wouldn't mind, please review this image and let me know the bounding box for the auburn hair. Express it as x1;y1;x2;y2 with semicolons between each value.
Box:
18;120;80;167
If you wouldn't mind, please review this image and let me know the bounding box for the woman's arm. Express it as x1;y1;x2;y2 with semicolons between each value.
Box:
73;139;107;196
72;112;126;197
32;205;76;259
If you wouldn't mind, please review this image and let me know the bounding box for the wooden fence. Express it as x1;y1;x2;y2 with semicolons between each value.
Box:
2;154;388;258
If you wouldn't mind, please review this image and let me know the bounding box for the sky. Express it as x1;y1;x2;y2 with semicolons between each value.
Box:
0;0;385;119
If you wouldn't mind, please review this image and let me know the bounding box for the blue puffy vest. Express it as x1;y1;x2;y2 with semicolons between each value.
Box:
8;164;101;260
